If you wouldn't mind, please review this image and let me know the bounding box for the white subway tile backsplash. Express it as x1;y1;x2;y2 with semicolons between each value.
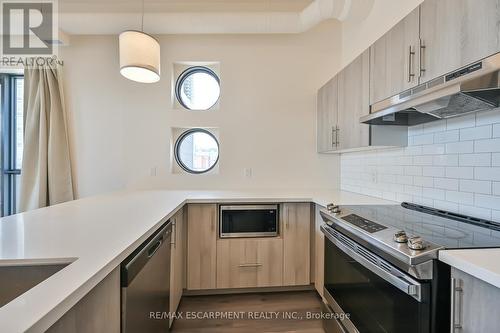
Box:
340;109;500;222
493;182;500;196
423;120;446;133
446;190;474;205
459;125;492;141
396;175;413;185
492;210;500;223
413;155;434;166
459;180;492;194
475;167;500;181
475;138;500;153
422;187;445;200
493;124;500;138
423;166;446;177
422;144;446;155
434;177;459;190
493;153;500;166
476;108;500;126
447;113;476;130
404;185;423;196
459;205;492;220
434;130;459;143
459;153;491;167
475;194;500;210
433;155;459;166
413;176;434;187
411;133;435;145
433;200;459;212
446;167;474;179
404;166;422;176
408;124;424;136
446;141;474;154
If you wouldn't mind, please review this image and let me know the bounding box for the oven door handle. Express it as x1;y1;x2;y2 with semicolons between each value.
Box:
322;226;423;302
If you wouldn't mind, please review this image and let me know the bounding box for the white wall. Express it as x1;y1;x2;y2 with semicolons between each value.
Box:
60;21;342;198
341;109;500;222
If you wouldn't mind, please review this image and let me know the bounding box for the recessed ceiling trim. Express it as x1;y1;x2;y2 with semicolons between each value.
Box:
59;0;354;34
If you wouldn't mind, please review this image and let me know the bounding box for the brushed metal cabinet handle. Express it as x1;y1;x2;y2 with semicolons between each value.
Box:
331;126;337;148
335;126;340;147
171;219;176;247
450;277;463;332
419;39;426;77
238;263;263;267
408;45;416;83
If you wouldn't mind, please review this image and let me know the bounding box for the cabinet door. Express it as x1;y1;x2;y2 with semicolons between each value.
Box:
186;204;217;290
317;76;338;153
338;49;370;150
217;238;283;289
369;7;420;104
314;205;325;298
170;207;185;326
451;267;500;332
47;268;120;333
282;203;311;286
420;0;500;83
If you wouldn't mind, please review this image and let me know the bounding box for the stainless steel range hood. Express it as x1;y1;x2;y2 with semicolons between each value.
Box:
361;52;500;126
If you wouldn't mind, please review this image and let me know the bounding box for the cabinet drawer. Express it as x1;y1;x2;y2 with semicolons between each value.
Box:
217;238;283;289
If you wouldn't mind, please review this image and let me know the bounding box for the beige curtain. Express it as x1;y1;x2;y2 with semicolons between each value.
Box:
19;64;74;212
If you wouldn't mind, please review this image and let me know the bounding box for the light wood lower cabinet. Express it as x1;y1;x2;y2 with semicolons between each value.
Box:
47;268;120;333
170;207;185;326
217;238;283;289
282;203;311;286
451;267;500;333
186;204;217;290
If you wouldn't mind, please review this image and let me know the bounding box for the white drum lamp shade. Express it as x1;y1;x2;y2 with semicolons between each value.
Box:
119;30;160;83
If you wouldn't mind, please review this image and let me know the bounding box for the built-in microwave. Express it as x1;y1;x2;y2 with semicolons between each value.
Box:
219;204;279;238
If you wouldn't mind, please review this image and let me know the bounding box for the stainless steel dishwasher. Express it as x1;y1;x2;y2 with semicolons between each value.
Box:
121;221;172;333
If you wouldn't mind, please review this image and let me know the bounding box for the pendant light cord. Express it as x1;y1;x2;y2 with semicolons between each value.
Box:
141;0;144;31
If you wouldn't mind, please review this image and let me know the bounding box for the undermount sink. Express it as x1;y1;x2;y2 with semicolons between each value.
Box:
0;261;72;308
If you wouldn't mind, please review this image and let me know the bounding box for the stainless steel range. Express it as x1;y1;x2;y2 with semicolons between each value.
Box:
320;202;500;333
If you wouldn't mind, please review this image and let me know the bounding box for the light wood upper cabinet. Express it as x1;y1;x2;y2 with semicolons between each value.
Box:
186;204;217;290
217;238;283;289
317;76;339;153
419;0;500;83
338;49;370;150
451;267;500;332
282;203;311;286
170;207;185;326
369;7;420;104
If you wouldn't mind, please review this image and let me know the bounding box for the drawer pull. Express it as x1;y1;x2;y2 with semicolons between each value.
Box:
238;263;263;267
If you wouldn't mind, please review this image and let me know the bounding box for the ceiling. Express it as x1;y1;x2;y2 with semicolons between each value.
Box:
58;0;315;13
56;0;367;35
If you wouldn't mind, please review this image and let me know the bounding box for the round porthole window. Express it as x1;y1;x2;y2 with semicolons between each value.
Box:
174;129;219;174
175;66;220;110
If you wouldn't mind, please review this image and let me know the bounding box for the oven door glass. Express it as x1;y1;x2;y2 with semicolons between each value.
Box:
220;206;278;237
324;236;430;333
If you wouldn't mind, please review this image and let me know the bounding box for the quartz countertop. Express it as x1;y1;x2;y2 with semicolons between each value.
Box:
0;189;393;333
439;249;500;289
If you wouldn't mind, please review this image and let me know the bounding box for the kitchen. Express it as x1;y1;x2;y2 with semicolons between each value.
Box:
1;0;500;332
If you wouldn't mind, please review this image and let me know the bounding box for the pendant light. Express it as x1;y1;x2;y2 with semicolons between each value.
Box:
119;0;160;83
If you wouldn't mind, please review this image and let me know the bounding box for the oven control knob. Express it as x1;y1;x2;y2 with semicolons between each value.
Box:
407;236;426;250
327;204;341;214
393;230;408;243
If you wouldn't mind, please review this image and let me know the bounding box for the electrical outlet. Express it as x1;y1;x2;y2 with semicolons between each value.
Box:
150;167;157;177
244;168;253;179
371;170;377;183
